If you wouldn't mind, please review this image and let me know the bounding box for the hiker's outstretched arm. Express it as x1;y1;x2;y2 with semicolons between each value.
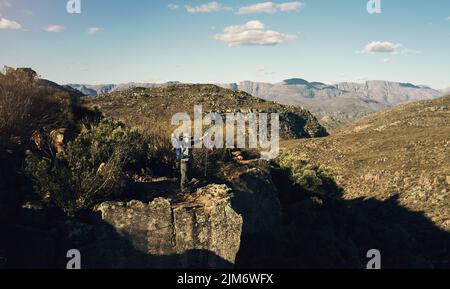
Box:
193;132;209;145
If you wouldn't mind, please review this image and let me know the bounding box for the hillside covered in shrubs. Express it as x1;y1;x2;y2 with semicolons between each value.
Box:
1;67;449;269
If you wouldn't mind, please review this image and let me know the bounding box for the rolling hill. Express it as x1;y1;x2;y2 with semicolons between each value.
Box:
81;84;328;140
282;95;450;231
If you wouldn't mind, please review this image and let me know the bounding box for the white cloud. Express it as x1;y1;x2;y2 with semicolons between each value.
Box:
0;17;22;30
238;2;277;14
362;41;420;56
185;2;232;13
363;41;401;54
214;20;296;47
382;58;391;63
278;2;303;12
237;2;303;14
168;4;179;10
87;27;100;35
45;25;64;32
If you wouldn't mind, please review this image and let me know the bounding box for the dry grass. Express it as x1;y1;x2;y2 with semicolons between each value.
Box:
0;67;75;149
282;95;450;230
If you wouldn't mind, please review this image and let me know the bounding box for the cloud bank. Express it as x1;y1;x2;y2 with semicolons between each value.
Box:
363;41;420;55
364;41;401;54
185;2;232;13
237;2;303;14
45;25;64;33
0;17;22;30
214;20;296;46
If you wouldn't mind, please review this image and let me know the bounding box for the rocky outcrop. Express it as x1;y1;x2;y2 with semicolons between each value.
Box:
94;184;242;268
1;158;283;268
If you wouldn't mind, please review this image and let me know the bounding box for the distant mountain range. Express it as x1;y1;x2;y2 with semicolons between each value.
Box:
68;79;448;129
68;82;180;96
217;79;445;127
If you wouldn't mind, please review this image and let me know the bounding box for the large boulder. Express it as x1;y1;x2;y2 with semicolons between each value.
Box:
93;184;242;268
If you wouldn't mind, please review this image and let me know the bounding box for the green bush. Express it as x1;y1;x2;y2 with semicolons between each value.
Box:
277;152;333;193
25;118;147;217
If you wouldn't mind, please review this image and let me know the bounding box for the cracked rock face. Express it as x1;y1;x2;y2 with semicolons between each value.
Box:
94;184;242;268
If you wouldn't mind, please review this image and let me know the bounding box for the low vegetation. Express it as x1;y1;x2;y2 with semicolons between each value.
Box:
25;118;148;217
282;95;450;231
277;153;333;194
3;66;448;268
0;67;77;149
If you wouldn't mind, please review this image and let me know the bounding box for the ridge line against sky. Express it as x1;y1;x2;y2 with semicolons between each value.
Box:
66;79;442;91
0;0;449;88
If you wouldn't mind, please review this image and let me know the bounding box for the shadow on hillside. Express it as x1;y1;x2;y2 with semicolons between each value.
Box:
235;167;450;269
2;152;449;269
0;216;233;269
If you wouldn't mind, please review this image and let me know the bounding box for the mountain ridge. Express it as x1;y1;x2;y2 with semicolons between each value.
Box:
69;79;447;130
68;82;181;96
217;79;445;129
68;79;447;98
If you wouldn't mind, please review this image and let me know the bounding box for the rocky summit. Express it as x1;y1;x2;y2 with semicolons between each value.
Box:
94;184;242;268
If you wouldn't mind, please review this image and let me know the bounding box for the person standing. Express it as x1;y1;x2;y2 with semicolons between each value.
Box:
172;133;208;192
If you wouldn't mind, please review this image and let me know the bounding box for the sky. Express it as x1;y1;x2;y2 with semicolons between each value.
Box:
0;0;449;88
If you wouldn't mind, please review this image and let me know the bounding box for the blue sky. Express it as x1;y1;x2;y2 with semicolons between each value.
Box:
0;0;449;88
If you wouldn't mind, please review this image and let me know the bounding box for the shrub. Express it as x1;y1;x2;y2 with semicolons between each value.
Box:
0;66;74;149
25;118;147;217
144;132;176;177
277;152;333;193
